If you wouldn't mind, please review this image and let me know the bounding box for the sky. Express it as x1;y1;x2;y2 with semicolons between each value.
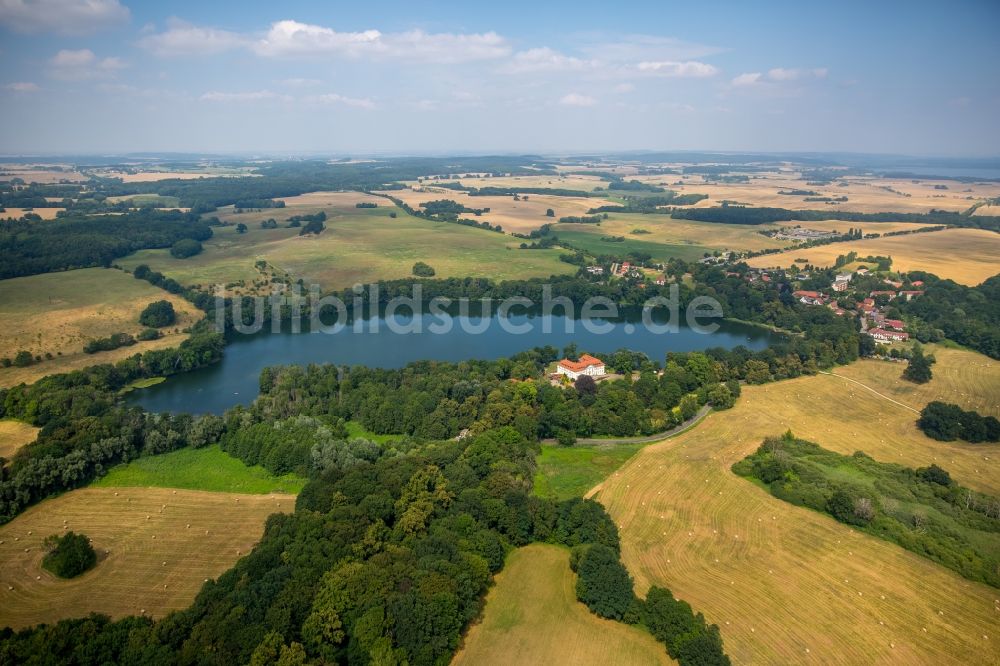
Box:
0;0;998;156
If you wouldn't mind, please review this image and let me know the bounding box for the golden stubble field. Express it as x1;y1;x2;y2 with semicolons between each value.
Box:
0;268;202;387
384;186;617;235
594;347;999;665
452;544;672;666
637;172;1000;215
0;487;294;630
746;227;1000;285
0;420;38;460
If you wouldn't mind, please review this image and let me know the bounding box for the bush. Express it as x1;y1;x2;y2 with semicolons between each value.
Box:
412;261;436;277
13;350;34;367
137;327;162;341
83;332;136;354
42;532;96;578
556;430;577;446
139;300;176;328
169;238;203;259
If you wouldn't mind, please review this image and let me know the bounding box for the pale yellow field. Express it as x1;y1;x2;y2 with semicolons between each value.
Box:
0;207;64;220
384;186;617;235
453;544;672;666
107;170;257;183
583;214;789;253
773;219;937;236
433;173;610;192
0;166;87;184
275;190;387;208
0;420;38;460
655;172;1000;215
0;487;293;630
593;347;1000;664
747;227;1000;285
0;268;201;386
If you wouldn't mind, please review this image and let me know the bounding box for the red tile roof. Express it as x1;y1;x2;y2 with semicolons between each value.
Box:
558;354;605;372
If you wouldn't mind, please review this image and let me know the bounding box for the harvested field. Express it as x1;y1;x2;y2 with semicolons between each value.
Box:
452;544;671;666
746;227;1000;285
0;420;38;459
0;268;202;387
0;487;293;629
384;186;617;235
593;347;1000;664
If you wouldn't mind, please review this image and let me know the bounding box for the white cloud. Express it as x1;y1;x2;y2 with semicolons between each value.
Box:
579;35;724;63
559;92;597;107
307;92;376;109
635;60;718;77
47;49;125;80
0;0;128;34
4;81;39;92
731;72;762;86
253;20;509;63
614;82;635;93
501;47;595;73
138;19;248;56
200;90;286;103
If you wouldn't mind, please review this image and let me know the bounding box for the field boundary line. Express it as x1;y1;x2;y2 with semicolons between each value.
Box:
819;370;919;414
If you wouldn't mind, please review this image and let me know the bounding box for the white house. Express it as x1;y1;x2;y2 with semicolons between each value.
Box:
556;354;606;380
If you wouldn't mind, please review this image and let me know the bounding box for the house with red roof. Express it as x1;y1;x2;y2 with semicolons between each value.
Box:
556;354;606;380
883;319;905;331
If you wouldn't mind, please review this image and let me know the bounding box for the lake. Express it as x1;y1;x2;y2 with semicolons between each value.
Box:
129;311;778;414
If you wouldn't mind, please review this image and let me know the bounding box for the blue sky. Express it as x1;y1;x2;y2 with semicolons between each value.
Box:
1;0;998;155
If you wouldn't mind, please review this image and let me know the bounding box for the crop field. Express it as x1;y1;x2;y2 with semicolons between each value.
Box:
0;487;293;629
0;165;87;184
0;268;202;387
384;186;617;235
0;420;38;459
655;172;1000;214
557;213;789;256
120;208;574;291
93;445;307;495
746;227;1000;285
104;193;182;208
452;544;671;666
553;225;710;262
592;347;1000;664
430;173;610;193
533;443;646;501
1;207;65;220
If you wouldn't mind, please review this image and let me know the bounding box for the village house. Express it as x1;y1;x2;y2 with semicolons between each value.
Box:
859;297;876;314
792;290;825;306
832;274;851;292
869;328;910;343
585;266;605;275
899;290;924;301
870;290;896;299
883;319;905;331
855;267;870;276
556;354;607;380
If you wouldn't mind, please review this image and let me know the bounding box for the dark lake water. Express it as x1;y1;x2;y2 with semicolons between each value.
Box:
129;312;778;414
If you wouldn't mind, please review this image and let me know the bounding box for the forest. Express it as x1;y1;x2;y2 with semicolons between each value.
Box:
0;210;213;279
673;206;1000;231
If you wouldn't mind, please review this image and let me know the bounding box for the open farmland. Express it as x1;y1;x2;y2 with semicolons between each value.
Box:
659;172;1000;214
0;420;38;460
0;268;202;387
384;186;617;235
0;487;293;629
556;212;789;258
119;208;574;291
0;207;65;220
428;172;610;193
452;544;671;666
746;227;1000;285
592;347;1000;664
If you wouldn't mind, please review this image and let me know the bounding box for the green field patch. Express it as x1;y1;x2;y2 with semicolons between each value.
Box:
93;444;306;494
534;443;646;500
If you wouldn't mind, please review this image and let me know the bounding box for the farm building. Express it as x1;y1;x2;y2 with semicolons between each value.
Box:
869;328;910;343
